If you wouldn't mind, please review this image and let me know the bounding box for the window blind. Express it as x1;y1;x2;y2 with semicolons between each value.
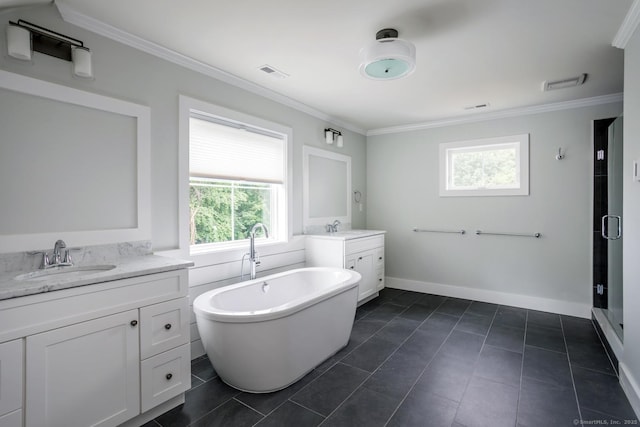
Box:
189;115;284;184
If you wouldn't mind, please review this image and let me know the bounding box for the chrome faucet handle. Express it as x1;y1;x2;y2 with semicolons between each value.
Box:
63;250;72;265
27;250;51;269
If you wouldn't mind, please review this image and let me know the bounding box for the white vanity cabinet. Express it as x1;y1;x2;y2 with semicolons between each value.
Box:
306;232;385;303
0;339;23;427
26;310;141;427
0;268;191;427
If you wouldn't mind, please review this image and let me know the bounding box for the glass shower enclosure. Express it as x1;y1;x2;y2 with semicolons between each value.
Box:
602;116;624;341
592;115;624;361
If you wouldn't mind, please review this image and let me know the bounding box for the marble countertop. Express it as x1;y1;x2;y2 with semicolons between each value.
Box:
304;229;386;240
0;241;193;301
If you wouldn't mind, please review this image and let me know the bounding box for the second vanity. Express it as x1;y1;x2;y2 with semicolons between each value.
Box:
0;242;193;427
306;230;385;304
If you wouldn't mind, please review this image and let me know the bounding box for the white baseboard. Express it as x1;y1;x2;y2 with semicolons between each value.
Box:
191;338;205;360
385;277;592;318
620;362;640;419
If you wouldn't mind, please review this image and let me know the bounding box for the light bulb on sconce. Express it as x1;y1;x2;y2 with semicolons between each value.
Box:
324;128;344;147
325;129;334;145
6;24;31;60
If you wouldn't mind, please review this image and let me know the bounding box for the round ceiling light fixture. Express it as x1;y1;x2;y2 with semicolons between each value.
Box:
359;28;416;80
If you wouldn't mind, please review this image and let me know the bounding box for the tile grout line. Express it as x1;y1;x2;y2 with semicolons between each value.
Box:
261;291;411;426
384;298;485;426
514;310;529;427
316;292;425;426
285;399;328;420
449;302;500;426
379;297;454;426
233;397;269;418
183;390;242;427
560;315;584;425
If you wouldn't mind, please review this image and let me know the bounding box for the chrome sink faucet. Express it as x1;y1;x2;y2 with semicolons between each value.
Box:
326;220;341;233
30;239;74;269
249;223;269;280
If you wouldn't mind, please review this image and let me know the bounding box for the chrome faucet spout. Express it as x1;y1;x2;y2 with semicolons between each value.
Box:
248;223;269;280
53;239;67;264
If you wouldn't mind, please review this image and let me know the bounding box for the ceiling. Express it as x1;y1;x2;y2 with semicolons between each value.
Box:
17;1;637;132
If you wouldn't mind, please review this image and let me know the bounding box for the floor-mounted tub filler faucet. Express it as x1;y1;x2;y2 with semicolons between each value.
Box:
248;223;269;280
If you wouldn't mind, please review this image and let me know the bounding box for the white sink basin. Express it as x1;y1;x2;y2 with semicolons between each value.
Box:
15;265;116;282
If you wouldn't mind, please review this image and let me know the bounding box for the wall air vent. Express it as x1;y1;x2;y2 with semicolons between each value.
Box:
464;103;490;111
543;74;587;91
258;64;289;79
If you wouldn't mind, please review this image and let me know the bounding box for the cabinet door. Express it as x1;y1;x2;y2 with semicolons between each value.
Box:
26;310;140;427
0;339;22;418
0;410;21;427
354;251;376;301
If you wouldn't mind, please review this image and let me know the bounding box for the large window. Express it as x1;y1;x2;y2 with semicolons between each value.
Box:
181;97;290;253
439;134;529;197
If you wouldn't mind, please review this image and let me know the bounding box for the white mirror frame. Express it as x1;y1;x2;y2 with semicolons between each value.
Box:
303;145;352;230
0;70;151;253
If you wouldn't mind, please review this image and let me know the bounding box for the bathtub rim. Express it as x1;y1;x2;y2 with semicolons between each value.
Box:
193;267;361;323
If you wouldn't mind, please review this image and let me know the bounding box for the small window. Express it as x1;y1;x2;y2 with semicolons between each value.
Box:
439;134;529;197
187;111;288;252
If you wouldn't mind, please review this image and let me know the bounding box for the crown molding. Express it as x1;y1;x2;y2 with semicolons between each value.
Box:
367;93;624;136
54;1;366;135
613;0;640;49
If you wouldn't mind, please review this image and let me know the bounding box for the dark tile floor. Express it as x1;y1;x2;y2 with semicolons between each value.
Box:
144;289;639;427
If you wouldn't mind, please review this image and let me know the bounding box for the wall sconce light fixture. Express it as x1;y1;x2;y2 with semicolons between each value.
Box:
6;20;93;79
324;128;344;148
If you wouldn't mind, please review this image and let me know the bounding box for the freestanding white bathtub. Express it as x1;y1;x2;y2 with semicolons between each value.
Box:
193;267;361;393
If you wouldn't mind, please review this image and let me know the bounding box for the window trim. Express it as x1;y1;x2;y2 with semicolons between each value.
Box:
178;95;293;257
439;134;529;197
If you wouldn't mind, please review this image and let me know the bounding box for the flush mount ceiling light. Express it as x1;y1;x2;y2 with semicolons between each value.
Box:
359;28;416;80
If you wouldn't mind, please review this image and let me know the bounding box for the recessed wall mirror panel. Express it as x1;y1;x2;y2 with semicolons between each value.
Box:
0;70;151;253
303;146;351;231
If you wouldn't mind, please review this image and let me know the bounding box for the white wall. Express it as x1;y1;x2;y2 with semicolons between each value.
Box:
367;103;622;317
621;24;640;418
0;4;366;357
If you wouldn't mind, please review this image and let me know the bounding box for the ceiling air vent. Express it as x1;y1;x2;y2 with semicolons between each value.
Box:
464;103;490;111
258;64;289;79
543;74;587;91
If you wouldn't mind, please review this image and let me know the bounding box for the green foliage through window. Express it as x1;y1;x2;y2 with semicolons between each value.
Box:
190;178;273;245
449;144;518;190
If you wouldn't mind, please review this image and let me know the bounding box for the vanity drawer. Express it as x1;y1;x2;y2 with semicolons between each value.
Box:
345;235;384;255
0;339;23;418
140;344;190;413
140;297;189;359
